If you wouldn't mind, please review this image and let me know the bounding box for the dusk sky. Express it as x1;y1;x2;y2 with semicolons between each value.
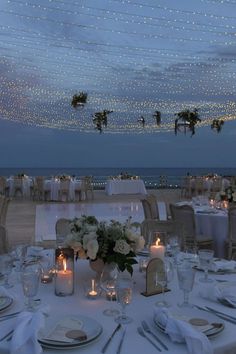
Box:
0;0;236;168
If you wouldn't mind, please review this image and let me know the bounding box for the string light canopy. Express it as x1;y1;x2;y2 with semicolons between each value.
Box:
0;0;236;134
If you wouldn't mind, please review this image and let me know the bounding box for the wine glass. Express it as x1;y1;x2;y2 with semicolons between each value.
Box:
169;236;180;265
177;263;196;308
21;263;41;311
11;244;27;272
155;259;174;308
198;249;214;283
115;275;133;324
100;263;119;316
0;254;13;288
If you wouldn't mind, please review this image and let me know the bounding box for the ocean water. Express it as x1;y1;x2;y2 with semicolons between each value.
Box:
1;167;236;189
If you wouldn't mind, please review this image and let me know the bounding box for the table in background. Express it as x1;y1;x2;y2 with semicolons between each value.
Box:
44;179;82;201
105;179;147;195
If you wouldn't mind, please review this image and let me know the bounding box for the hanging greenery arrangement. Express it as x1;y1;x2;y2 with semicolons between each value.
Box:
174;108;201;137
92;110;113;133
71;92;88;108
137;116;145;127
211;119;224;133
153;111;161;126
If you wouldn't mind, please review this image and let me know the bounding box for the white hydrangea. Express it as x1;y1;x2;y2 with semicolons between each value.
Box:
86;239;99;260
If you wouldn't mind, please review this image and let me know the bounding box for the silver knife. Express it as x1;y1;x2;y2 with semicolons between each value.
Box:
137;327;162;352
116;328;126;354
101;324;121;353
195;305;236;324
141;320;168;350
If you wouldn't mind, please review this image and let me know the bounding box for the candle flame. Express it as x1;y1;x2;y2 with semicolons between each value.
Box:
92;279;95;291
155;238;160;246
63;258;67;272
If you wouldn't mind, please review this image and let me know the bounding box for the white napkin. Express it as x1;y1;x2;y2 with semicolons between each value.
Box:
9;307;49;354
0;285;16;300
154;307;213;354
26;246;44;257
210;260;236;272
199;282;236;305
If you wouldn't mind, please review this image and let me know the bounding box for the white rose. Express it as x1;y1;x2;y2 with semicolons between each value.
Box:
132;236;145;252
87;239;99;260
83;232;98;249
113;239;131;255
66;240;82;253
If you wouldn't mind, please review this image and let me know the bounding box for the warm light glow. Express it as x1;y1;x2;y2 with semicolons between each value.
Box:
63;258;67;272
156;238;161;246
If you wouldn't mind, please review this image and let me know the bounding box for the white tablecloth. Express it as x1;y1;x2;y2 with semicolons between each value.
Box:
44;179;82;201
195;208;228;258
1;259;236;354
105;179;147;195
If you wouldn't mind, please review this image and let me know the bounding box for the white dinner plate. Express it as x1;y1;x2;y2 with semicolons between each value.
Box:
0;296;13;312
154;308;224;339
38;314;103;349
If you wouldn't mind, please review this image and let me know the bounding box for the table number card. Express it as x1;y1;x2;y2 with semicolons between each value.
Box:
141;258;170;297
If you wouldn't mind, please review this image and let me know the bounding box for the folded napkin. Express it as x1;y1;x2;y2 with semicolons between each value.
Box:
0;285;15;300
9;306;49;354
26;246;44;257
154;307;213;354
199;282;236;306
210;260;236;272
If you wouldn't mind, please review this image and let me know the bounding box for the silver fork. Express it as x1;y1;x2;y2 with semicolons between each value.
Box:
141;320;168;351
137;327;162;352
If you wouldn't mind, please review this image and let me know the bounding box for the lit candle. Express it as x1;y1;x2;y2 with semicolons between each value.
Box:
56;258;73;295
150;238;165;260
88;279;98;299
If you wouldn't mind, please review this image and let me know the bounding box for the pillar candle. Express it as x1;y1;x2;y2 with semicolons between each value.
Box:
150;238;165;261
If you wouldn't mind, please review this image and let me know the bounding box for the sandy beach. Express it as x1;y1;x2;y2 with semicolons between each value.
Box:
5;188;182;248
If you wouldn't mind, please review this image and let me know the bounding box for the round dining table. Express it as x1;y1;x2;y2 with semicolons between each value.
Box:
1;257;236;354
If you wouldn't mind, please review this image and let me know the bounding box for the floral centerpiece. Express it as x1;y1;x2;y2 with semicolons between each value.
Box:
65;215;145;275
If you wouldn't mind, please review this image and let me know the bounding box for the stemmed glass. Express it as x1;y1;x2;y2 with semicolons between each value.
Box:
169;236;180;265
21;263;41;311
115;275;133;324
0;254;13;288
198;249;214;283
100;263;119;316
177;263;196;308
155;259;174;308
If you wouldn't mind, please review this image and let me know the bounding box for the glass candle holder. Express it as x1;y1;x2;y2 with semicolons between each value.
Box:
85;279;99;300
55;248;74;296
150;233;166;261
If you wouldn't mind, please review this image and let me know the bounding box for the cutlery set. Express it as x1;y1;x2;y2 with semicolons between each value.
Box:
195;304;236;324
101;320;169;353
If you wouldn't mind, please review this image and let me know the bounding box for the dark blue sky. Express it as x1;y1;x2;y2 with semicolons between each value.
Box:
0;0;236;167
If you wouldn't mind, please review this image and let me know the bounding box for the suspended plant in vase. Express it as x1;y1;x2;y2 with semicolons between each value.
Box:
71;91;88;108
174;108;201;137
153;110;161;126
211;119;224;133
137;116;145;127
92;110;113;133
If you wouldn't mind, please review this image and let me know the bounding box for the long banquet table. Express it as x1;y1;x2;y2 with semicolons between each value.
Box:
1;258;236;354
105;179;147;195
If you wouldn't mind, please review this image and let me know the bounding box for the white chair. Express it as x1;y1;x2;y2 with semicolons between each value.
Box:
79;176;94;201
58;180;70;202
55;218;71;245
0;225;9;254
169;203;213;250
